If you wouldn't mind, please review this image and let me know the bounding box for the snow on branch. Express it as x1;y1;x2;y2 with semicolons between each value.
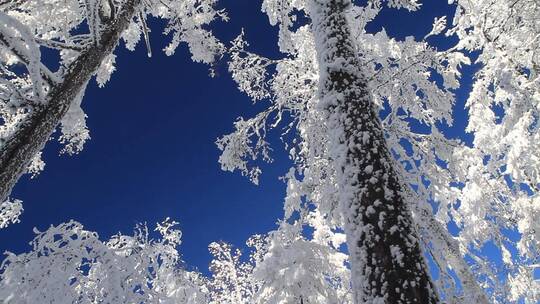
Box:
0;219;208;303
0;0;226;213
0;198;22;229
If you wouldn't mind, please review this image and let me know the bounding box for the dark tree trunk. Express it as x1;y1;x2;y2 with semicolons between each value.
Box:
308;0;439;302
0;0;141;202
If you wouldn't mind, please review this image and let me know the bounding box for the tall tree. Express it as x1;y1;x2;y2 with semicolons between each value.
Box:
0;0;224;213
306;0;438;301
219;0;540;301
219;0;462;301
0;0;141;204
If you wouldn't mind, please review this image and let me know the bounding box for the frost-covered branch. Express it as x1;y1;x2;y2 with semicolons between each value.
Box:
0;0;144;204
0;219;208;303
0;0;225;212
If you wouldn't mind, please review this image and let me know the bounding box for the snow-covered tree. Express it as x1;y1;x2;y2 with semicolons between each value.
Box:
0;0;225;220
220;0;540;302
2;0;539;302
0;218;208;303
306;1;439;301
218;0;472;302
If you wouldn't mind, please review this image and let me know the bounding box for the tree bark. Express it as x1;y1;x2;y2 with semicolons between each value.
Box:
307;0;439;302
0;0;141;203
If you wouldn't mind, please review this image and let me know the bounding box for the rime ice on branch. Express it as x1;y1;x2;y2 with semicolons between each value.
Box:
0;219;208;303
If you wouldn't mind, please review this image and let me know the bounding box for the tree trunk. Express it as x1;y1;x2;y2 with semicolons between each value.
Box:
307;0;439;302
0;0;141;203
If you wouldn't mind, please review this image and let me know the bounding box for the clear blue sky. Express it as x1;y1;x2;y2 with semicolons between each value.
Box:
0;0;462;275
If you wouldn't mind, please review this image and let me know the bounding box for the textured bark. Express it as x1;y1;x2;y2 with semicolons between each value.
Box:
0;0;141;202
308;0;439;302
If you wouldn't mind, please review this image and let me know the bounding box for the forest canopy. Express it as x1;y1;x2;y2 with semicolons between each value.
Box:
0;0;539;303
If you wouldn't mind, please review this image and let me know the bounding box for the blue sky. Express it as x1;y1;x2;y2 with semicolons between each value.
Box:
0;0;464;275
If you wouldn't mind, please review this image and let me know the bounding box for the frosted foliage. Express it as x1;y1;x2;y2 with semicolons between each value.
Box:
0;200;351;303
261;0;306;53
368;0;420;11
217;116;272;185
25;151;45;177
208;242;256;304
121;20;143;51
249;172;350;304
0;219;208;303
95;53;116;87
251;225;351;304
159;0;226;63
228;32;273;101
424;16;446;39
435;0;540;301
251;218;351;303
59;80;90;155
0;199;22;229
507;266;540;303
206;173;351;303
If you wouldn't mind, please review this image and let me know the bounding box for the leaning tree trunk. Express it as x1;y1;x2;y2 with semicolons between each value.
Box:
0;0;141;203
308;0;439;302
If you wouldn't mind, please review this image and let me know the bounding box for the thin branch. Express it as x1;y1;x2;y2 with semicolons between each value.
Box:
139;11;152;58
35;38;85;52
